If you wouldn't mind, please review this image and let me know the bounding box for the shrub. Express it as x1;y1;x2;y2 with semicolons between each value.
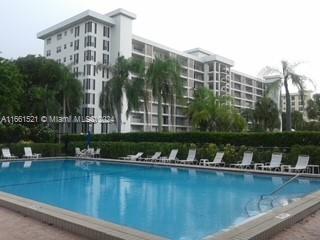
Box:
63;131;320;147
0;143;64;157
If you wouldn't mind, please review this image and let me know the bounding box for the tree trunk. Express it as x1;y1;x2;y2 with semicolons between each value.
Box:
284;78;292;131
157;95;162;132
117;110;122;133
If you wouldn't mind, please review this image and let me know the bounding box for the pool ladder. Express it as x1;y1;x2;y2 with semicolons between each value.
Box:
245;174;300;217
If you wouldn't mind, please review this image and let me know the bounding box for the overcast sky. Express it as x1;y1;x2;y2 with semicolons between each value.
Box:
1;0;319;92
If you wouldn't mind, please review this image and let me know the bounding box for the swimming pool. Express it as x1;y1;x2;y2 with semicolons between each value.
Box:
0;160;319;240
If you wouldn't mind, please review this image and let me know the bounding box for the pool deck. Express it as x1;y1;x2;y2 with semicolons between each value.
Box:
271;209;320;240
0;206;87;240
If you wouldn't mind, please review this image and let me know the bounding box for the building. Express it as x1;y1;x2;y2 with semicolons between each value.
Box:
37;8;265;133
281;91;312;119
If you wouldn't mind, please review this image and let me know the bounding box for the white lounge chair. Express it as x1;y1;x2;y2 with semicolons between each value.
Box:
259;153;282;171
94;148;101;158
230;152;253;169
120;152;144;161
142;152;161;162
23;147;41;158
86;148;95;157
288;155;310;173
204;152;225;167
159;149;178;163
1;148;17;159
176;149;197;164
75;147;86;157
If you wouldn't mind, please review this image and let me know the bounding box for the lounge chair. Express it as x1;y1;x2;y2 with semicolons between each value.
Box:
75;147;86;157
94;148;101;158
230;152;253;169
86;148;95;157
159;149;178;163
23;147;41;158
288;155;310;173
120;152;144;161
176;149;197;164
1;148;17;159
204;152;225;167
259;153;282;171
142;152;161;162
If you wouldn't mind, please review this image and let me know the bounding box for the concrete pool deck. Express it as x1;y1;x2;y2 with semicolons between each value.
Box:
0;157;320;240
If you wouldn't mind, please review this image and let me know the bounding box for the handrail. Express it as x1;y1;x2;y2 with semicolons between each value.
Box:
245;174;300;216
257;173;300;211
261;173;300;198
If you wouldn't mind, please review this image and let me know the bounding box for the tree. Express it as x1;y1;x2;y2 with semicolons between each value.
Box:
99;56;146;132
186;88;246;132
0;57;23;116
261;61;311;131
253;97;280;131
146;57;183;132
306;94;320;120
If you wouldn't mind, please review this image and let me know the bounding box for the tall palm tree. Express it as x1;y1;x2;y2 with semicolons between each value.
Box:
146;57;182;132
99;56;146;132
261;61;311;131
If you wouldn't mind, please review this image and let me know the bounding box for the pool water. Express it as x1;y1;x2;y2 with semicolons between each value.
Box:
0;160;319;240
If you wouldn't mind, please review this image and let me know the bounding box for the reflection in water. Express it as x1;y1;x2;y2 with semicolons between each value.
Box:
0;161;319;240
1;162;10;168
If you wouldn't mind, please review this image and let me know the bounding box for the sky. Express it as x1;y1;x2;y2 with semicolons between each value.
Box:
0;0;319;92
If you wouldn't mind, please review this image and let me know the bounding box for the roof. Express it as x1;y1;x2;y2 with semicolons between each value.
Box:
105;8;136;19
37;10;115;39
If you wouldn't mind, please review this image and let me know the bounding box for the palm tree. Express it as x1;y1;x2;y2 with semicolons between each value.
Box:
261;61;311;131
186;88;246;131
253;97;280;131
146;57;182;132
99;56;146;132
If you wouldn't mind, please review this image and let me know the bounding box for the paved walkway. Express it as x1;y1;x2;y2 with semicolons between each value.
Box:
272;210;320;240
0;207;88;240
0;204;320;240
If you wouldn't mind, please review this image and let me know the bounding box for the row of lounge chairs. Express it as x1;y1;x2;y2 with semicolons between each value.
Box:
120;149;314;173
1;147;41;159
75;147;101;158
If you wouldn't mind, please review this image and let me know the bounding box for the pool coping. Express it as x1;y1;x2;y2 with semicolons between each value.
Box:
0;156;320;240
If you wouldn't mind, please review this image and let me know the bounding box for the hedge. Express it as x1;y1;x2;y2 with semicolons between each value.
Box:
67;141;320;165
0;143;64;157
63;131;320;147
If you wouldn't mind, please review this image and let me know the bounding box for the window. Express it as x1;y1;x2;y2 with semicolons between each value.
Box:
64;31;67;36
102;54;109;64
102;68;109;79
64;44;67;49
46;38;51;44
57;33;62;40
84;64;91;76
103;26;110;37
46;50;51;57
74;53;79;64
70;55;73;61
56;46;61;53
74;40;79;50
70;42;73;47
63;57;66;63
74;26;80;37
245;78;253;85
85;21;92;33
57;59;61;64
103;40;109;51
94;23;97;34
73;67;79;77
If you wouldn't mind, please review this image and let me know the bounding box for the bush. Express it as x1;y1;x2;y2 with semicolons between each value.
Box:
0;143;64;157
63;131;320;147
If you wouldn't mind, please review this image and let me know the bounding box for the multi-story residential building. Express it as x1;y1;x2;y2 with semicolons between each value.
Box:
281;91;312;118
37;8;265;133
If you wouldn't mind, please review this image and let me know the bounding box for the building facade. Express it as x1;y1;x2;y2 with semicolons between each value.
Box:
281;91;312;119
38;8;265;133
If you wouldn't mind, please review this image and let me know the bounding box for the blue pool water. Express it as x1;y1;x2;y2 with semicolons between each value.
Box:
0;160;320;240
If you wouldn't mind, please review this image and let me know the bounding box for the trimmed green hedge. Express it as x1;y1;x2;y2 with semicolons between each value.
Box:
0;143;64;157
63;132;320;147
67;141;320;165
